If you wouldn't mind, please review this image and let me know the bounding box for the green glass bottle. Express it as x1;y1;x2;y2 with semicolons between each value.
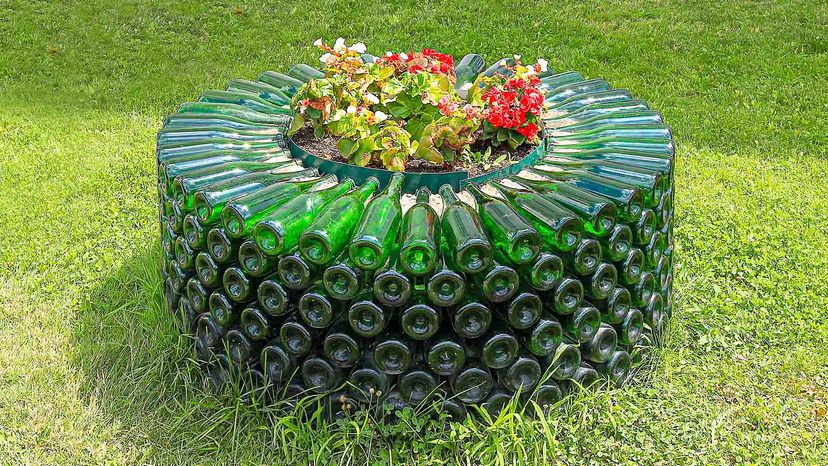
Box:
439;184;493;274
299;178;379;266
595;349;631;386
323;250;367;301
240;304;279;342
598;224;633;262
643;292;665;329
222;266;267;303
517;251;564;291
165;198;185;234
526;165;643;222
185;277;211;314
349;173;405;271
561;238;602;276
465;183;541;265
221;175;334;239
526;381;564;416
514;175;618;238
547;276;584;315
579;324;618;363
491;180;583;252
373;330;416;375
163;111;286;132
615;247;644;286
196;313;226;350
398;187;440;277
538;158;667;208
448;298;491;338
655;253;671;289
614;308;644;346
545;147;672;174
632;209;657;246
471;260;520;303
176;101;293;126
279;314;321;357
519;311;563;357
226;328;259;365
435;395;468;422
497;349;542;394
559;305;601;342
172;158;294;207
449;357;494;404
401;296;441;341
176;296;198;336
199;89;291;115
206;228;240;265
580;262;618;300
226;78;291;105
500;290;543;330
399;362;439;406
174;236;196;272
298;285;339;329
301;355;345;394
540;342;581;381
477;321;519;369
548;110;663;133
157;125;284;148
454;53;485;96
566;364;601;391
238;239;277;277
194;168;320;225
257;275;291;316
257;70;304;95
261;341;298;384
323;318;365;368
551;124;672;145
544;78;611;104
278;251;319;291
632;271;657;307
195;251;225;288
169;261;192;293
645;230;666;268
550;137;674;158
539;71;584;92
348;350;391;403
425;241;466;307
253;179;355;256
372;248;412;308
425;331;466;376
596;286;632;325
544;89;634;117
182;214;208;249
545;99;651;124
287;63;325;82
347;288;390;338
208;290;244;327
657;189;673;228
158;139;286;165
481;385;515;417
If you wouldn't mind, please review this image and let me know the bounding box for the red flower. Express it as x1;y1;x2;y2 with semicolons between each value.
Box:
516;122;539;140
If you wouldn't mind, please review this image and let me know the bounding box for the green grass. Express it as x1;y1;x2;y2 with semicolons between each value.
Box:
1;0;827;463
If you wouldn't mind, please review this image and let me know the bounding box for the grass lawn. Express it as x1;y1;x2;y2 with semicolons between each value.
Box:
1;0;827;464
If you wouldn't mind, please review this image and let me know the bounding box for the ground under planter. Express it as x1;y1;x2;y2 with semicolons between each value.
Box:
157;55;675;421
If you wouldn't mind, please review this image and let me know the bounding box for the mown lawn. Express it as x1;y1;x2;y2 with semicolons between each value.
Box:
1;0;827;464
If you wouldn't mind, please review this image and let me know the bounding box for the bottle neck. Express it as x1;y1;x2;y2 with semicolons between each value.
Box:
464;183;489;205
491;181;523;200
382;173;405;198
438;184;460;205
352;177;379;202
414;186;431;204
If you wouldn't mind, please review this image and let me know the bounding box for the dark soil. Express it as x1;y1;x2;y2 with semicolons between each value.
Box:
291;125;536;177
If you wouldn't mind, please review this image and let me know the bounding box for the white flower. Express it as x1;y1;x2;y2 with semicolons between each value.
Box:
537;58;548;72
319;53;332;63
330;109;346;121
524;66;538;77
347;105;357;114
513;54;522;61
386;51;393;56
399;52;409;61
364;92;380;105
499;58;508;67
313;37;323;47
334;37;347;53
374;111;388;122
350;42;367;54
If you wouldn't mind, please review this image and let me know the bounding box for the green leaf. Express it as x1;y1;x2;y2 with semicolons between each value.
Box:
336;138;358;157
287;114;305;135
496;128;509;142
313;125;325;139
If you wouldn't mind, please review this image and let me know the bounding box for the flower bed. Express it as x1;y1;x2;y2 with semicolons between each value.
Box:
156;39;675;421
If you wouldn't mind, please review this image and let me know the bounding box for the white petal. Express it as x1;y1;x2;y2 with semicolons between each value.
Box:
386;51;393;56
537;58;548;72
347;105;357;114
319;53;332;63
350;42;367;54
334;37;347;53
399;52;408;61
365;93;380;104
374;111;388;122
513;54;522;61
313;38;323;47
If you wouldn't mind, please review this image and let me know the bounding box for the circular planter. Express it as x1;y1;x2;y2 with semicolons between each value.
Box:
157;55;675;421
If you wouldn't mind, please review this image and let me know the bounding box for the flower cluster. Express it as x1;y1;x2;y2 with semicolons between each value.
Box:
290;39;547;172
476;57;547;147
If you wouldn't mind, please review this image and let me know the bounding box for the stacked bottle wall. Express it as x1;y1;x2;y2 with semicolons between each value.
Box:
157;59;674;420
